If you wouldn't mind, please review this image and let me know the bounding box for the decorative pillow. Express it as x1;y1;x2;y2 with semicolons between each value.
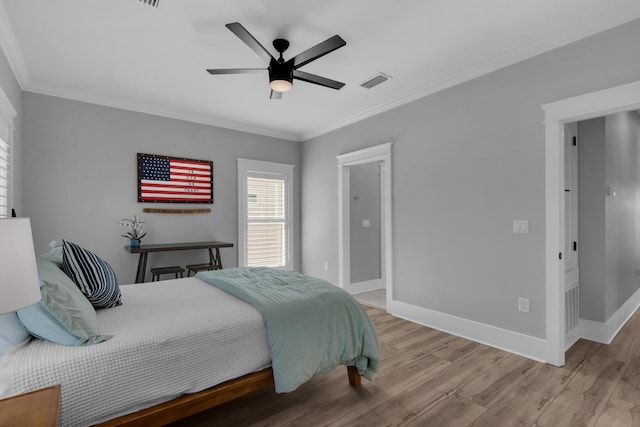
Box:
17;260;112;346
62;240;122;309
37;240;63;267
0;312;30;357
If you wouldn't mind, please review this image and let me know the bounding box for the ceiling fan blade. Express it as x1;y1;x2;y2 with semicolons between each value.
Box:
270;90;283;100
207;68;266;75
293;70;345;90
225;22;275;64
288;35;346;69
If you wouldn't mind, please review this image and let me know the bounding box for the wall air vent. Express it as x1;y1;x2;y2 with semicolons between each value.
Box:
360;73;391;89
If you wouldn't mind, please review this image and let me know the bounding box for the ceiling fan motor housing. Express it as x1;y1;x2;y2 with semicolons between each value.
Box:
269;59;294;85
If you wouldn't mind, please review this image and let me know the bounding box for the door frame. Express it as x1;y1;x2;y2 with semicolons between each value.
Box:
337;142;393;306
563;122;580;351
543;80;640;366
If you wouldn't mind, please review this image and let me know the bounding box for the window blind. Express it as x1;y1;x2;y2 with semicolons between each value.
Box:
246;176;286;267
0;137;8;218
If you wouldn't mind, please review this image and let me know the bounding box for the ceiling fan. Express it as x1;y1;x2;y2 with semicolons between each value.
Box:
207;22;347;100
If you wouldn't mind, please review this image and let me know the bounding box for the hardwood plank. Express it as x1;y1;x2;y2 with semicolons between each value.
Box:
458;354;536;408
612;351;640;404
536;355;625;427
594;397;640;427
333;409;395;427
400;394;485;427
517;361;576;397
371;347;502;425
469;383;551;427
429;337;483;363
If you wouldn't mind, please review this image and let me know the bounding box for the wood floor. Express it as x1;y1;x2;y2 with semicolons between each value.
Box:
170;306;640;426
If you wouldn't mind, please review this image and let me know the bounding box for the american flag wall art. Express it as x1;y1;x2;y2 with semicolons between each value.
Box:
137;153;213;203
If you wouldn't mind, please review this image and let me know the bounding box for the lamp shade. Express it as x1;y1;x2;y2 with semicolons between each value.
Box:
0;218;41;314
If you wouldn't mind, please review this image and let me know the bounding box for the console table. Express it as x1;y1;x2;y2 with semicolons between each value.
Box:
125;241;234;283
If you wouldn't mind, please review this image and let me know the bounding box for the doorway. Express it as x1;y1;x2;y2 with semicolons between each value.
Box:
337;142;393;310
543;80;640;366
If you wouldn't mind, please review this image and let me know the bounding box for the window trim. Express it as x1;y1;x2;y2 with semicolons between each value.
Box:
0;86;16;218
237;158;294;270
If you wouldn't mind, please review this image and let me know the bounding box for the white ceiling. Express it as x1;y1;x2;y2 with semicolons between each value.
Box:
2;0;640;141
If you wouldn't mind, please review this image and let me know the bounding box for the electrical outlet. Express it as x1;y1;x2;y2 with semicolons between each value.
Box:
324;262;329;271
518;297;530;313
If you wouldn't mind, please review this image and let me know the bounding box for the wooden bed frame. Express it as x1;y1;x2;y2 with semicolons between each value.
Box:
96;366;361;426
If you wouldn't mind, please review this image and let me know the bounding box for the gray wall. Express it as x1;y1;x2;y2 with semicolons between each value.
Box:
349;162;381;283
21;93;301;283
604;111;640;319
579;111;640;323
0;45;23;215
301;19;640;339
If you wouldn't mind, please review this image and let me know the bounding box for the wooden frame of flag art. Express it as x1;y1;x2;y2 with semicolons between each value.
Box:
137;153;213;204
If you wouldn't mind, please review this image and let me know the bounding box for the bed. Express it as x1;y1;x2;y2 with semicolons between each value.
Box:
0;268;379;426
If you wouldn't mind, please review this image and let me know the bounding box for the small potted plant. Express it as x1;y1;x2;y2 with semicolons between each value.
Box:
118;214;147;247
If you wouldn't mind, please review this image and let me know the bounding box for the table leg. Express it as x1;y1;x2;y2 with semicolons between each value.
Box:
208;249;215;269
135;253;148;283
215;248;223;269
208;248;223;270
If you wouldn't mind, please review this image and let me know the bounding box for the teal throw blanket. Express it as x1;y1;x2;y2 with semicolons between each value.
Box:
197;267;380;393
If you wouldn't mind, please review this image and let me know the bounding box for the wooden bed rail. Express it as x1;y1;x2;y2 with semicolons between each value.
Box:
96;366;360;426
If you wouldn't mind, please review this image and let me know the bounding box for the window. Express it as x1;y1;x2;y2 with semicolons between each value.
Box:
238;159;294;269
0;86;16;218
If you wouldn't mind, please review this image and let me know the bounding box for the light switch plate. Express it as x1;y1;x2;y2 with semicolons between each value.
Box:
513;220;529;233
362;219;370;228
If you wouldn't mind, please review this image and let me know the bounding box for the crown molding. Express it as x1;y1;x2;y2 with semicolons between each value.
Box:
26;83;303;142
301;11;640;141
0;0;31;89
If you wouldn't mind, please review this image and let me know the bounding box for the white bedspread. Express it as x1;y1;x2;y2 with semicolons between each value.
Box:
0;277;271;426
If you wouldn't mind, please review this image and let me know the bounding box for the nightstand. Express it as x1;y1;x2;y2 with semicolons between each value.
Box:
0;385;60;427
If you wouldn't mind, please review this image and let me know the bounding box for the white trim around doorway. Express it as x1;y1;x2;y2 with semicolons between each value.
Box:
543;80;640;366
337;142;393;309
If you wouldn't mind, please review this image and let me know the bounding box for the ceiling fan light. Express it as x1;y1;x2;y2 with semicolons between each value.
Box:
270;79;293;93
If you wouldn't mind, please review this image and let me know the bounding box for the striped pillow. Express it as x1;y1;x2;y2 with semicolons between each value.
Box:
62;240;122;309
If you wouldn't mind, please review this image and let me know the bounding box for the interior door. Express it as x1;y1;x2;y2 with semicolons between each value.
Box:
564;122;580;349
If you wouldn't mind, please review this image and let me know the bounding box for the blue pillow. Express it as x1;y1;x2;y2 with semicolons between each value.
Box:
0;312;30;356
62;240;122;309
17;260;112;346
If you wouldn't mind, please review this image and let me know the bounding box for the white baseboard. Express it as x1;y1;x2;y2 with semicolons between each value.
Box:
580;286;640;345
388;299;547;363
346;279;382;295
579;319;608;344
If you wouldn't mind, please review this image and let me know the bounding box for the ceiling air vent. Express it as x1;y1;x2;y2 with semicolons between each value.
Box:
360;73;391;89
139;0;159;7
